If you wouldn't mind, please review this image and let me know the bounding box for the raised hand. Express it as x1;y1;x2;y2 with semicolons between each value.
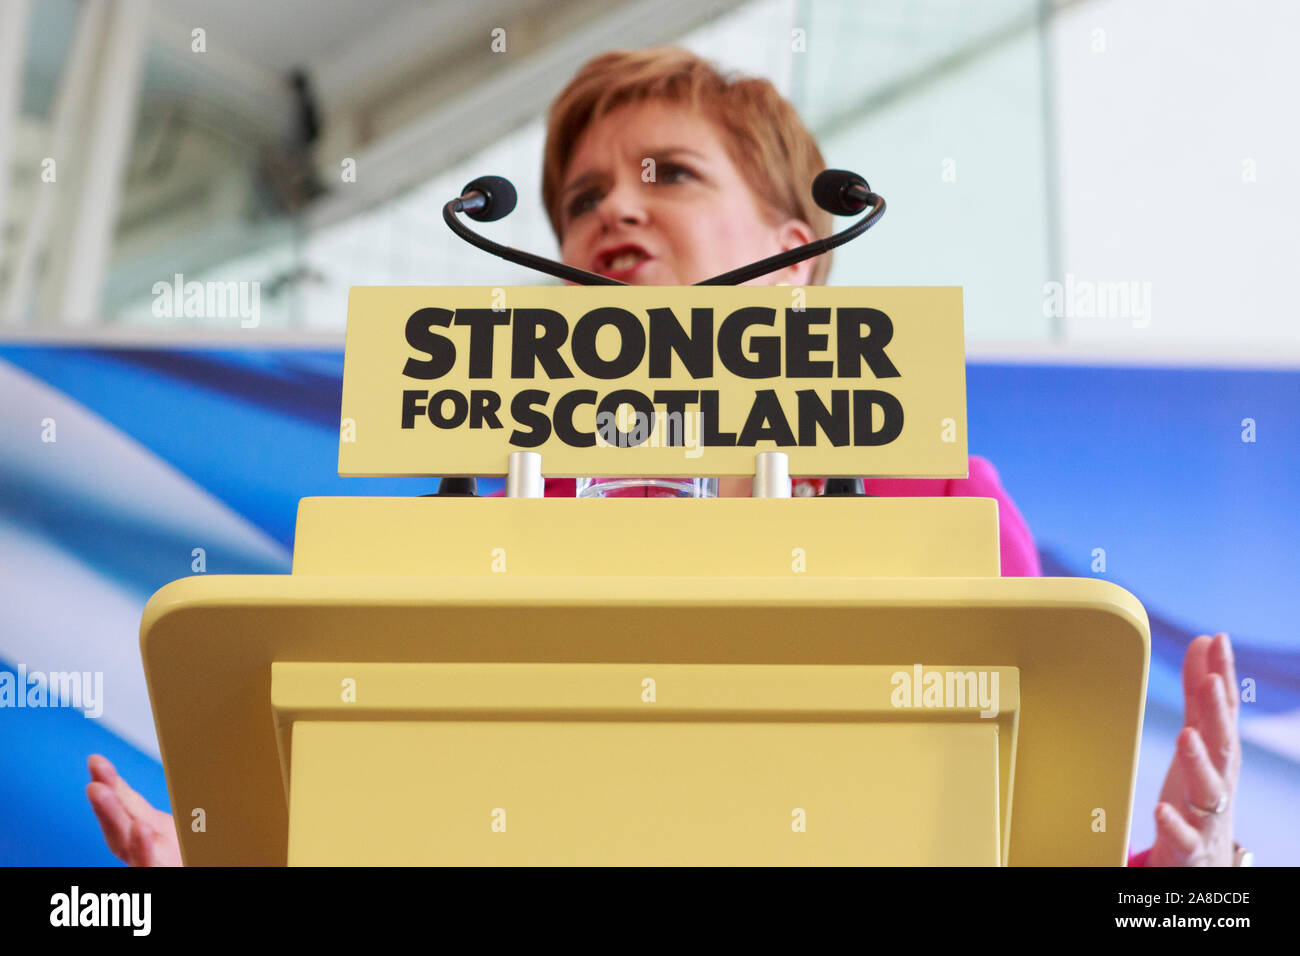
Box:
1147;633;1242;866
86;754;182;867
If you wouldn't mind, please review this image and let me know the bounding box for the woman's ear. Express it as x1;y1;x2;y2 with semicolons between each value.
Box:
774;219;817;286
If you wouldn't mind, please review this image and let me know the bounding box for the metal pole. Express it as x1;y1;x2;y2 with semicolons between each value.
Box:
3;0;107;323
54;0;151;325
0;0;30;283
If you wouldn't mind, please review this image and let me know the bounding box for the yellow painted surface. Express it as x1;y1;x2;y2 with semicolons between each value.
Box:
138;478;1148;867
339;285;967;477
287;720;1000;866
274;662;1017;866
143;572;1145;865
292;495;1002;578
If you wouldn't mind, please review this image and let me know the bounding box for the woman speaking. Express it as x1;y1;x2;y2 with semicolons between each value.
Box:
87;47;1244;867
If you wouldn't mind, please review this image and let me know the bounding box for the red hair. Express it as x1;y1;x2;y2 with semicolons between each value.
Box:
541;47;832;284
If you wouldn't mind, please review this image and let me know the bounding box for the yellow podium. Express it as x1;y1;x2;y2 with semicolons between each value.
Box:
139;286;1149;865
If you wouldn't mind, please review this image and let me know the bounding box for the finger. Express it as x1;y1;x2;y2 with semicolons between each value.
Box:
1177;727;1227;821
1207;633;1239;722
109;769;157;822
128;819;157;868
1196;673;1238;779
86;781;132;862
87;753;118;786
1181;635;1214;730
1155;802;1202;863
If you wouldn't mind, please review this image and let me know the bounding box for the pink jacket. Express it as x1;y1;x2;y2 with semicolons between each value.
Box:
492;455;1151;865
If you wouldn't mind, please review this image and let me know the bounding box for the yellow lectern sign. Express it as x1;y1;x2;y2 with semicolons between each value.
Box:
340;286;966;477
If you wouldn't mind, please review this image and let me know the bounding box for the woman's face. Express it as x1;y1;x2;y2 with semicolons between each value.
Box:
559;99;814;497
557;100;816;287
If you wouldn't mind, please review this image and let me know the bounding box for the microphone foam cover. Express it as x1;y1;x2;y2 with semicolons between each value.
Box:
812;169;870;216
462;175;517;222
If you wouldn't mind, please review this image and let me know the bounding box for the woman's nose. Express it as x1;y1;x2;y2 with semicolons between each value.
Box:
597;179;649;229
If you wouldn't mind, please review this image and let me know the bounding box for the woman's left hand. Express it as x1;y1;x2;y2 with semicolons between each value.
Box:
1147;632;1242;866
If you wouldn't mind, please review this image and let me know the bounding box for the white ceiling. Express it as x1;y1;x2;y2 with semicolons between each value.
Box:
156;0;421;75
22;0;584;129
151;0;570;110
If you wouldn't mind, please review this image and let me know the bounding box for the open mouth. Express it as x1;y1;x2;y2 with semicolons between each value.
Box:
595;244;652;278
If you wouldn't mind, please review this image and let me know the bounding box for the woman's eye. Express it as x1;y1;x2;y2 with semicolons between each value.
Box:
658;163;695;184
566;191;600;219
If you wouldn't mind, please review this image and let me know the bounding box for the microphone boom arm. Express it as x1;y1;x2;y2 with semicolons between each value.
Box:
443;181;885;288
443;200;626;286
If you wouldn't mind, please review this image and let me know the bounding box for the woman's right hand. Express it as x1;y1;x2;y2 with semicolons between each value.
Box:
86;754;182;866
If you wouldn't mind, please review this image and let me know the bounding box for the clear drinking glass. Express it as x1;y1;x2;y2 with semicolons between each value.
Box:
576;477;718;498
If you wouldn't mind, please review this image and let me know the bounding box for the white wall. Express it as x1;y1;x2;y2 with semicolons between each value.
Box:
1051;0;1300;356
821;24;1052;344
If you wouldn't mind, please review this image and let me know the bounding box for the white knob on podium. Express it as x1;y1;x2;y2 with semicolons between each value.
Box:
753;452;791;498
506;451;544;498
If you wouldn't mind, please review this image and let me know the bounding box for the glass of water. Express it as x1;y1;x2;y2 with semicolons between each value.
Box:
576;477;718;498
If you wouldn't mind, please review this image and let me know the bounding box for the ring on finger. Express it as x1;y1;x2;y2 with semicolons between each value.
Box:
1186;793;1228;817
